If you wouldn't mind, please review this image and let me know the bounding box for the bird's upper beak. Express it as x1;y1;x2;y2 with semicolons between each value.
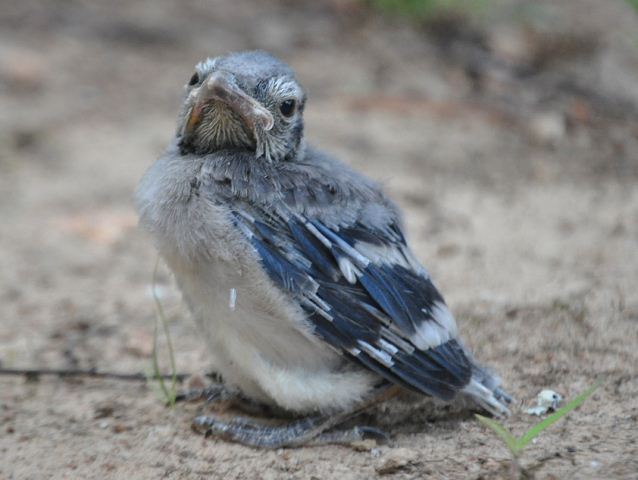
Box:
181;71;274;139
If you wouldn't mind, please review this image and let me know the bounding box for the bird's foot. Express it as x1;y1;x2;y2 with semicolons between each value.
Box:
192;413;388;448
191;383;397;448
493;386;513;405
307;425;389;447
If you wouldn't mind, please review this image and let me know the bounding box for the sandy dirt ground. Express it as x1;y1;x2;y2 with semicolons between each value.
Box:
1;1;638;478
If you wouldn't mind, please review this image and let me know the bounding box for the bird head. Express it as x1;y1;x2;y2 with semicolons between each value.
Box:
177;51;306;162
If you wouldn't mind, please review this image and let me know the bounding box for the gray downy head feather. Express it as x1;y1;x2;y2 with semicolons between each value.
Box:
177;50;307;163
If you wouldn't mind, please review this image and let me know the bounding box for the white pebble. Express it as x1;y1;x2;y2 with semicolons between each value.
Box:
526;389;562;416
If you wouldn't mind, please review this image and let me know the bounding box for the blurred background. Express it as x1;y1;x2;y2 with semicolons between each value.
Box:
1;1;637;478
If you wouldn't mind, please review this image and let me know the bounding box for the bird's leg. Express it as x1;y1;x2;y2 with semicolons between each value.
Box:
175;382;270;416
191;384;399;448
192;412;388;448
175;383;229;404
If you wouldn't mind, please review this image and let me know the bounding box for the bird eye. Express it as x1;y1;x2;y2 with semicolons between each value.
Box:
279;99;296;118
188;72;200;86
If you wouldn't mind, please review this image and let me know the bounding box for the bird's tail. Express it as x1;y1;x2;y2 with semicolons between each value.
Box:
460;363;512;418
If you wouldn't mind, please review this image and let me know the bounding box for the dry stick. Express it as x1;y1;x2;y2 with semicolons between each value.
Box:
0;367;191;382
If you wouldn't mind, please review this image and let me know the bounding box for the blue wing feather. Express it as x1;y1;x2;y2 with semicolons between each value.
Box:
232;206;472;401
288;217;341;281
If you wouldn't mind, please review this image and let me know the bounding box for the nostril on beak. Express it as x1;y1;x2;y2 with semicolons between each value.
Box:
204;72;274;132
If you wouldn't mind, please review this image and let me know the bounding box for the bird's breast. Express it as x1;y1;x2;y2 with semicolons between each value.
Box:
136;153;375;412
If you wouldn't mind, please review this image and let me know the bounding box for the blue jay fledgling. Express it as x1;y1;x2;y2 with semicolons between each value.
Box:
135;51;510;448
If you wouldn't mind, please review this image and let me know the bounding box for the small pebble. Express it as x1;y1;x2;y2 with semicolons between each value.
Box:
526;389;562;416
375;448;418;475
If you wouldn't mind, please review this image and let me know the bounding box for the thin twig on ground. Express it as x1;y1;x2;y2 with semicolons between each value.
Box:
0;367;190;382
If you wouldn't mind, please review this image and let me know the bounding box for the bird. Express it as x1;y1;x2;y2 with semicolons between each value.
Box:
135;50;510;448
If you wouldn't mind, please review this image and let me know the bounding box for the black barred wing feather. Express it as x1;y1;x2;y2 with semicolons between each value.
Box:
232;207;472;401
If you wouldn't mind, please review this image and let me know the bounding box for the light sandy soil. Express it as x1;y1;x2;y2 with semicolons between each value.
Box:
1;1;637;478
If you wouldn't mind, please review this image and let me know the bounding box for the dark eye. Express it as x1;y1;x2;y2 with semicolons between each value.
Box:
279;99;296;117
188;72;200;86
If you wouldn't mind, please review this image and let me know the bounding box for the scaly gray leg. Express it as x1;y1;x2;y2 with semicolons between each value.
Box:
192;413;388;448
191;384;398;448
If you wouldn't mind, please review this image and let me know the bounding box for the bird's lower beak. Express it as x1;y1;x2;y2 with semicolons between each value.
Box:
181;72;274;139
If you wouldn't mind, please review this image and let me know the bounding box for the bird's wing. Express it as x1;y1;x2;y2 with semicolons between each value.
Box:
231;204;472;401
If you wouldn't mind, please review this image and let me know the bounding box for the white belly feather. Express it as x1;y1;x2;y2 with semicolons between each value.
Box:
166;254;375;413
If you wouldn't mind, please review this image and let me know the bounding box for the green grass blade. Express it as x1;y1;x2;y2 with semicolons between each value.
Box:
475;414;519;455
516;380;602;452
150;257;178;406
150;314;171;402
